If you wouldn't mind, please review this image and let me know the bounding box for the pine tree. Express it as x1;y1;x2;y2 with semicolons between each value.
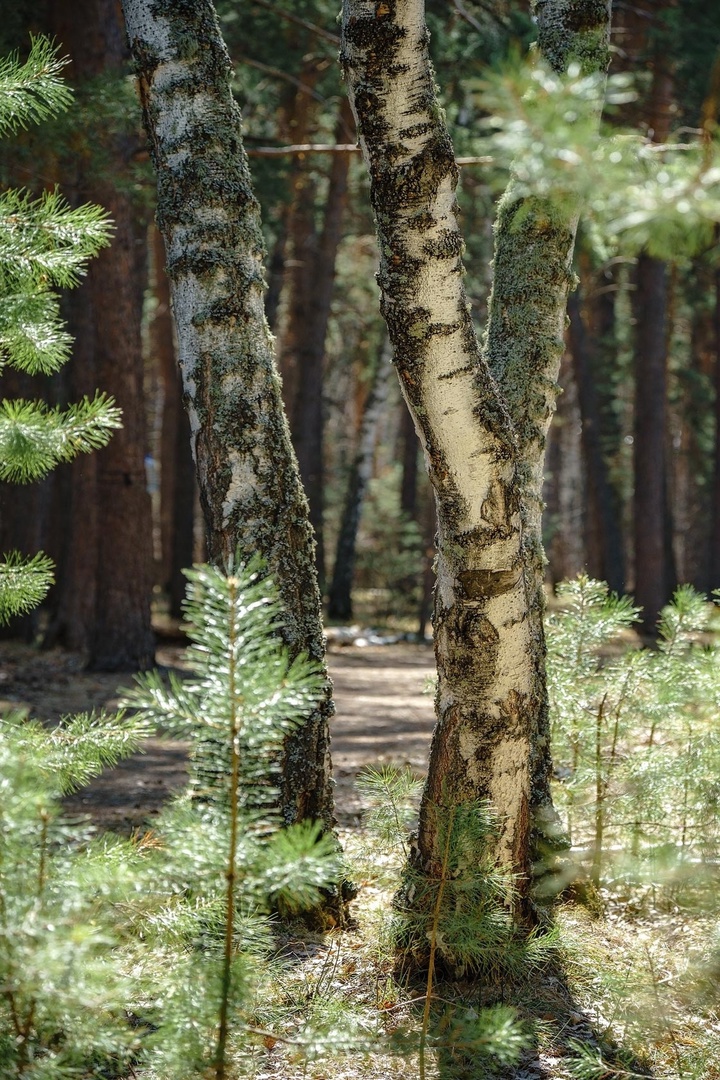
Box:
0;37;118;623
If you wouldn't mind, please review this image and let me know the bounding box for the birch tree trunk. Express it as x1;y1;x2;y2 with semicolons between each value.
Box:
341;0;610;948
121;0;336;832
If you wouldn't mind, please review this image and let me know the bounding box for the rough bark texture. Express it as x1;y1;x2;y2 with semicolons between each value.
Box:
122;0;335;831
44;0;155;671
341;0;610;946
45;286;99;653
87;175;155;671
327;336;393;620
0;369;52;643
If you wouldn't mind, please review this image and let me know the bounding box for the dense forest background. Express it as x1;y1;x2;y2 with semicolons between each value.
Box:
1;0;720;668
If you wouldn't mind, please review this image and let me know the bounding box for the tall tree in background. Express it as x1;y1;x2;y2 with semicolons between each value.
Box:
149;225;196;620
613;0;677;631
42;0;155;670
0;38;119;622
283;102;355;589
341;0;611;947
327;334;394;620
121;0;336;834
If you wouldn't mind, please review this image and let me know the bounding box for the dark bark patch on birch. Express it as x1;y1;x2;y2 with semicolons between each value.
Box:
437;605;499;696
457;567;522;600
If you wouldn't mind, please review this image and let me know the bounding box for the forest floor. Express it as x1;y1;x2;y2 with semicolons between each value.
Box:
0;635;437;830
1;636;718;1079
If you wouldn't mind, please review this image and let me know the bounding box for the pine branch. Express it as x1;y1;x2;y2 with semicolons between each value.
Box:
0;289;73;374
0;37;72;136
0;394;123;483
0;188;112;290
0;550;54;622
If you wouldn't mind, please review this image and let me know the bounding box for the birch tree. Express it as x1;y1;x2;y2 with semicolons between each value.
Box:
341;0;611;937
120;0;335;833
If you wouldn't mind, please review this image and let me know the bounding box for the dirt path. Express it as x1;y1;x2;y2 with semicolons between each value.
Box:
0;639;436;830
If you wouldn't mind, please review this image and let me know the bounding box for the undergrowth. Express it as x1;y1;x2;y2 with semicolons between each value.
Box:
2;570;720;1078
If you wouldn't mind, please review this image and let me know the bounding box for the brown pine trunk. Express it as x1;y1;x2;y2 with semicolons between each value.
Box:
711;265;720;588
274;61;324;415
633;252;672;631
543;349;585;585
327;336;393;620
284;99;355;588
153;224;178;591
45;281;99;652
0;370;52;642
87;184;155;670
612;0;676;629
568;288;625;592
45;0;155;670
151;226;196;617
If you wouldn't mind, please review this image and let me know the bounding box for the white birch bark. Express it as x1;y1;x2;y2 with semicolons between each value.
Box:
341;0;610;944
121;0;336;837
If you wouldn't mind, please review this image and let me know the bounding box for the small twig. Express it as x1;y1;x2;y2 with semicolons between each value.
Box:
451;0;509;33
244;142;493;165
237;57;328;104
246;142;357;157
249;0;340;47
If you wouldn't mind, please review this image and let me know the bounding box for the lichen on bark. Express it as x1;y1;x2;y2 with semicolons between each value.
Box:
342;0;611;954
122;0;336;841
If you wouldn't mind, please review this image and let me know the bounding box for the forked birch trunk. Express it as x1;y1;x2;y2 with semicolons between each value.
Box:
121;0;335;833
341;0;610;939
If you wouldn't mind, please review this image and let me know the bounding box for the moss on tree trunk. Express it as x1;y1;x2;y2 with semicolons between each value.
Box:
122;0;336;833
341;0;610;958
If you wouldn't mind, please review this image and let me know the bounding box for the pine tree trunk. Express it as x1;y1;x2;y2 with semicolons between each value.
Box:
45;0;155;671
151;226;196;618
633;252;672;631
327;336;393;620
611;0;676;629
543;351;585;585
45;285;99;653
87;179;155;671
341;0;611;944
0;369;52;642
153;224;179;592
274;60;323;416
568;288;625;592
284;99;355;588
711;264;720;588
122;0;336;831
399;399;419;519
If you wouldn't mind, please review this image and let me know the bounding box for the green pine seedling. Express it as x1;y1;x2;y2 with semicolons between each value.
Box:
120;557;343;1079
0;707;153;1077
547;575;720;894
